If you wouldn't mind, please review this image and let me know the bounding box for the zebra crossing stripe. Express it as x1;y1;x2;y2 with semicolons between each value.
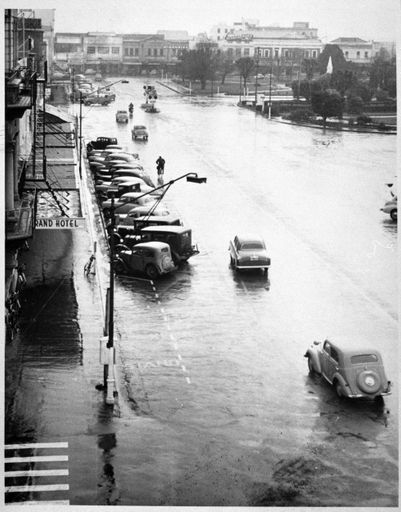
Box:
5;455;69;463
5;442;68;450
4;441;70;505
5;484;69;492
6;469;69;477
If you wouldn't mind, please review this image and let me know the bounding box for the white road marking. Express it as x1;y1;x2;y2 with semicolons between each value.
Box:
5;484;69;493
5;456;69;463
5;470;69;477
177;354;182;361
185;377;191;384
5;443;68;450
181;365;187;372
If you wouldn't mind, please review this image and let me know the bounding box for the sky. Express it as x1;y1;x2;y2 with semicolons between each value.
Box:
18;0;401;42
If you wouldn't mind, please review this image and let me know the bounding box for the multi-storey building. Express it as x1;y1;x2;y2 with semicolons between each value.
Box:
54;30;190;76
122;33;164;74
329;37;373;64
34;9;55;68
157;30;190;69
372;41;396;59
84;32;122;74
54;32;85;71
211;20;322;59
210;20;322;82
5;9;44;330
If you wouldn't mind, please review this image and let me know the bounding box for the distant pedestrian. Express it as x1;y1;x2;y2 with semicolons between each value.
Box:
156;156;165;176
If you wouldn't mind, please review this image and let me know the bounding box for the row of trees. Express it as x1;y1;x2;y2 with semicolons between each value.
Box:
177;42;396;100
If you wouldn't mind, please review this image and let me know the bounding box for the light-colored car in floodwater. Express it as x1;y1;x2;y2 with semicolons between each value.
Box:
229;234;271;275
304;338;391;400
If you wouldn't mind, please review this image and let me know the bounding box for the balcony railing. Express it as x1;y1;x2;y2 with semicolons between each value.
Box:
6;191;36;242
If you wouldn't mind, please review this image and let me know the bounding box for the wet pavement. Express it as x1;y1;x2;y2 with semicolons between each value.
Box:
5;77;398;506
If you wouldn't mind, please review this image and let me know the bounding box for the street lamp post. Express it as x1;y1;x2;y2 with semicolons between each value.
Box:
103;172;207;405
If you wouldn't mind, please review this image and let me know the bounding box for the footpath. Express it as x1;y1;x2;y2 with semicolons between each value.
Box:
4;99;120;505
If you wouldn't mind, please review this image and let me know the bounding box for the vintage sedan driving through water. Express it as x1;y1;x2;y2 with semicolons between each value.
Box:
304;338;391;400
229;234;271;275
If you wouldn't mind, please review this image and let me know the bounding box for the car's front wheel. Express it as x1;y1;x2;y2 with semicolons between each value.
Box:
307;356;315;374
114;260;125;274
390;209;397;221
334;380;343;398
145;264;159;280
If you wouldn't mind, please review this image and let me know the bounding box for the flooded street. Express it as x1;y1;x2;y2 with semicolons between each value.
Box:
7;78;397;506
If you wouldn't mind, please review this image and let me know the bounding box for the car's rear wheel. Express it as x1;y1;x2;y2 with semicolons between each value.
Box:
390;209;397;221
145;264;159;279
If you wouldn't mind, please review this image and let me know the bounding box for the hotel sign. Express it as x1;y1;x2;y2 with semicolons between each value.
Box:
35;217;86;229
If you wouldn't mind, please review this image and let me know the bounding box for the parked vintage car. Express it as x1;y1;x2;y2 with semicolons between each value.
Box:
95;176;146;194
84;95;112;106
229;234;271;274
139;225;199;264
304;338;391;400
115;241;175;279
380;196;397;221
116;110;129;123
115;205;170;226
102;192;157;216
87;137;118;152
117;215;181;237
132;125;149;140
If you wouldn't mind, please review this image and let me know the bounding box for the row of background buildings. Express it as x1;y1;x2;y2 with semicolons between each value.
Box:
16;8;394;77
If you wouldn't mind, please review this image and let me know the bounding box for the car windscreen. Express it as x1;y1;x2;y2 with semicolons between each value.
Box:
350;354;378;364
241;242;264;250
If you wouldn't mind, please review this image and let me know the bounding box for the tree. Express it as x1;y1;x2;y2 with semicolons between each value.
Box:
330;69;355;96
216;53;235;85
347;83;372;103
346;95;364;114
370;54;396;97
291;79;313;100
318;44;348;74
311;88;344;127
235;57;255;91
178;43;217;89
302;58;319;80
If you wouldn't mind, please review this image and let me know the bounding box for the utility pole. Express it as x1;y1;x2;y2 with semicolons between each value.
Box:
105;193;115;405
79;91;82;179
254;47;259;106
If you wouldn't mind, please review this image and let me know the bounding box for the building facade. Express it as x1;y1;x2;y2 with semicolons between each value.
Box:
329;37;373;64
5;9;44;335
54;30;190;76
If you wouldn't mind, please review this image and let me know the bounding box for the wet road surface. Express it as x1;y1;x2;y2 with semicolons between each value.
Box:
5;77;398;506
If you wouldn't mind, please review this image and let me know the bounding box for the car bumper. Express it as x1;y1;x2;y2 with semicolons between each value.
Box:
236;263;270;269
344;381;392;398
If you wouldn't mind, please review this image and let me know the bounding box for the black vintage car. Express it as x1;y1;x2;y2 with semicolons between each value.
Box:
86;137;118;153
139;225;199;264
117;215;181;238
